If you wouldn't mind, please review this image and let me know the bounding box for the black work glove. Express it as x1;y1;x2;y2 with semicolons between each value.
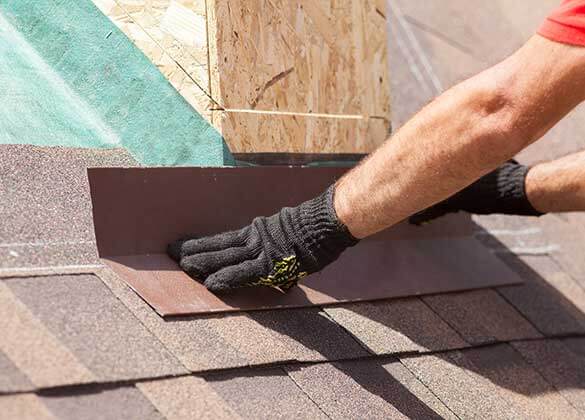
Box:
410;159;544;225
168;186;358;293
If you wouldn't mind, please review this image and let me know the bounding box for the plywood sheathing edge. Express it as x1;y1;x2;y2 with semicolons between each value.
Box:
93;0;216;122
212;110;390;153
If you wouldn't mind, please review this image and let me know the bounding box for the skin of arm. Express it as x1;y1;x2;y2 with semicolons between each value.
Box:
335;35;585;239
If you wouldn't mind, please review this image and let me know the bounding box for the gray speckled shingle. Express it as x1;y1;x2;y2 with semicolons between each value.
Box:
423;289;541;345
98;267;367;372
286;359;456;419
0;145;137;271
41;386;163;420
5;274;187;383
324;299;467;354
205;368;327;420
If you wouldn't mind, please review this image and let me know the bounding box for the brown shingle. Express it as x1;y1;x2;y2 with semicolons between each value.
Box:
6;275;186;383
399;351;523;418
98;267;367;372
137;376;239;420
0;281;95;388
205;368;328;419
0;145;137;271
497;254;585;336
324;298;466;354
286;359;456;419
512;339;585;413
423;289;541;345
40;386;163;420
0;350;34;393
0;394;56;420
463;344;581;419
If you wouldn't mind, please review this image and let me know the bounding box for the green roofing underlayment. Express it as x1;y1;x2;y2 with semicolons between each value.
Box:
0;0;234;166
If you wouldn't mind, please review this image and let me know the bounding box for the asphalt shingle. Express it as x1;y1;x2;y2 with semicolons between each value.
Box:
0;145;137;272
399;351;523;418
497;254;585;336
324;298;467;354
5;275;187;384
0;350;34;393
205;369;328;420
0;281;95;389
463;344;581;419
423;289;541;345
137;376;239;420
512;339;585;414
0;394;56;420
40;386;163;420
286;359;457;419
98;267;367;372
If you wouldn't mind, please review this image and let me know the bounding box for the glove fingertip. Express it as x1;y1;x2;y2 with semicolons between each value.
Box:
204;276;233;294
167;239;186;261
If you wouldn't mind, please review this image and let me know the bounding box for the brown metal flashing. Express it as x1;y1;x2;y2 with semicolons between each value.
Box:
88;167;522;316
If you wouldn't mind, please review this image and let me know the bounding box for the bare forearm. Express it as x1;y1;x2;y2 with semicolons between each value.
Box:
335;36;585;238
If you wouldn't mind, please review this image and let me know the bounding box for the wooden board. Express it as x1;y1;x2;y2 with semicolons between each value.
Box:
93;0;392;153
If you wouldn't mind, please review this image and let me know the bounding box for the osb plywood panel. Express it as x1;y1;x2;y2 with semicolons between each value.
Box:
207;0;391;118
93;0;392;153
93;0;214;120
213;111;390;153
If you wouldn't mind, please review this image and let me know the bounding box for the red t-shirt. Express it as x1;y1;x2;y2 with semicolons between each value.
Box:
539;0;585;46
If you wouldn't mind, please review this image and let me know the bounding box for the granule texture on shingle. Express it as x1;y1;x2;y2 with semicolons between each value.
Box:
137;376;240;420
0;281;95;388
512;339;585;414
0;349;34;393
537;213;585;288
496;254;585;336
399;351;524;419
462;344;581;419
0;394;56;420
423;289;541;345
40;386;163;420
0;145;137;270
6;274;187;382
205;368;328;420
285;359;456;419
324;298;467;354
563;337;585;358
98;267;367;372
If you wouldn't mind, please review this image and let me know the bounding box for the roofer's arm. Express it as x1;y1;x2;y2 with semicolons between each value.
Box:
336;34;585;237
169;35;585;293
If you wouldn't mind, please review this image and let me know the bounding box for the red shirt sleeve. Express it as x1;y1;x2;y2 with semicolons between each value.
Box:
539;0;585;46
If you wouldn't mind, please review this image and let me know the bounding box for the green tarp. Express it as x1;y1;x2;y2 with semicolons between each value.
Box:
0;0;234;166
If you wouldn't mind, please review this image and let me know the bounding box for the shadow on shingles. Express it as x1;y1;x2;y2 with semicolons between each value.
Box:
230;220;585;416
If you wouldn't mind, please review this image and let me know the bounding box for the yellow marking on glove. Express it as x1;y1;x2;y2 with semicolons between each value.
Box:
248;255;307;292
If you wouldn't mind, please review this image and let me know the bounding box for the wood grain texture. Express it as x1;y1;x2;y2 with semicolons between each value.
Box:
94;0;392;153
207;0;391;117
213;111;390;153
93;0;214;120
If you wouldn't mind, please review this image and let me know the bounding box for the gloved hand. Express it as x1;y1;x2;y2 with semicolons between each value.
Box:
168;186;358;293
410;159;543;225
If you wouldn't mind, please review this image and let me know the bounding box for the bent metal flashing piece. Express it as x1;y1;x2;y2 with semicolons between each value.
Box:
88;167;522;316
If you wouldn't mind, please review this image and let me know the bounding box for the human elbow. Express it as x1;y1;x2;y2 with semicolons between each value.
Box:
469;84;538;160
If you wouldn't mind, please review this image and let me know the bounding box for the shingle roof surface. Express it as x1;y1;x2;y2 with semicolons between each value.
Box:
3;1;585;418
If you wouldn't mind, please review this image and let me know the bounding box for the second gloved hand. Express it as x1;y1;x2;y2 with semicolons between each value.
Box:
168;186;358;294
